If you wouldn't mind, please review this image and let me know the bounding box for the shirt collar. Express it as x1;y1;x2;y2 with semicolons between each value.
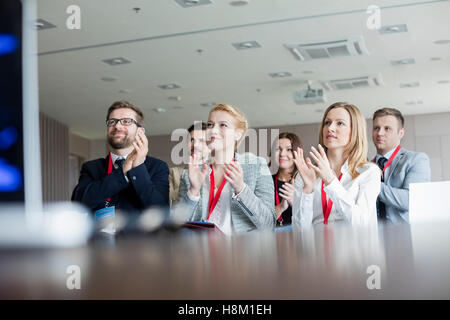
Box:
110;152;129;165
376;146;399;162
341;159;349;174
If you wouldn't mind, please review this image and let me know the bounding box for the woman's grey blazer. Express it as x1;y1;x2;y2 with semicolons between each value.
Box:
177;153;276;233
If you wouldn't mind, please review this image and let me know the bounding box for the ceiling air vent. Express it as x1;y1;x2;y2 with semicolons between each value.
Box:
321;74;383;91
284;36;369;61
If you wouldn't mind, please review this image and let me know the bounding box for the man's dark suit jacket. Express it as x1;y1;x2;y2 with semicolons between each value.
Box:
71;154;169;214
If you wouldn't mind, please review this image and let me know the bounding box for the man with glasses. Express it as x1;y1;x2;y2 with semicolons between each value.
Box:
72;101;169;217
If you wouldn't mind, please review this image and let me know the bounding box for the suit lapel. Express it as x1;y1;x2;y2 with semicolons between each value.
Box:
385;147;406;183
99;154;110;177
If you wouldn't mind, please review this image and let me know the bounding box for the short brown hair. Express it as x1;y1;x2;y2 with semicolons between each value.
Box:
373;107;404;128
187;122;207;133
106;101;144;126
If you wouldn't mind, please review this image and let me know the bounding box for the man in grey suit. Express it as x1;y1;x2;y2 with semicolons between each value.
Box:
372;108;431;224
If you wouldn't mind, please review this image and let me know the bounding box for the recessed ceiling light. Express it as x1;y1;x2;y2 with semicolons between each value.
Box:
232;41;261;50
154;108;167;113
434;40;450;45
378;24;408;34
229;0;250;6
34;19;56;30
269;72;292;78
430;57;443;61
201;102;216;107
101;77;118;82
405;100;423;105
399;82;420;88
174;0;212;8
102;57;131;66
391;58;415;66
438;80;450;84
158;84;181;90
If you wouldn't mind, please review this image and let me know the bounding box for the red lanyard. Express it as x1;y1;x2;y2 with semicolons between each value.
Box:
207;156;238;220
207;165;228;220
372;145;401;172
321;173;343;225
274;174;289;221
274;174;281;205
106;152;114;203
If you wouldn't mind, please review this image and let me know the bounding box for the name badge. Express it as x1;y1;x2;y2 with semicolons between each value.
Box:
94;206;116;234
94;206;115;221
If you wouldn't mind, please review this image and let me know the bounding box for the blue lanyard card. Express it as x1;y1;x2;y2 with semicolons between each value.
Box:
94;206;115;221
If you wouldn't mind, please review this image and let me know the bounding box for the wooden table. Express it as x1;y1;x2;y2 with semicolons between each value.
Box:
1;222;449;299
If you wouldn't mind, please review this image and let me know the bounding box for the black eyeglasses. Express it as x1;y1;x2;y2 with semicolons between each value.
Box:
106;118;141;127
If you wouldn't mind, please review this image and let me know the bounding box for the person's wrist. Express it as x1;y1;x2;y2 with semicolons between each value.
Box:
303;185;314;194
323;172;335;186
189;187;200;197
234;183;245;194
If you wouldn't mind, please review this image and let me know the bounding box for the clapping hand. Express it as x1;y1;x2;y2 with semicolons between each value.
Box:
225;161;245;194
123;149;136;175
278;178;295;214
293;147;316;194
132;129;148;168
308;144;335;185
188;155;209;197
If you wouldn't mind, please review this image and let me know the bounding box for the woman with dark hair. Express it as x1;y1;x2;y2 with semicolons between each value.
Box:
272;132;302;226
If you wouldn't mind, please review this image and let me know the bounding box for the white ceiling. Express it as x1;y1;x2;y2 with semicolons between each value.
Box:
37;0;450;139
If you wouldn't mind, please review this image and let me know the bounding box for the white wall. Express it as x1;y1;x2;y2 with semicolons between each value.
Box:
67;111;450;183
147;112;448;182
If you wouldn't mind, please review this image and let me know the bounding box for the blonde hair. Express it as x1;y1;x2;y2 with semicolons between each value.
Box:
209;104;248;148
319;102;369;179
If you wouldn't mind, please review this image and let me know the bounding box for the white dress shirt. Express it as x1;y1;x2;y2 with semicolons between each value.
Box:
187;166;250;235
187;183;234;235
292;160;381;228
208;184;233;235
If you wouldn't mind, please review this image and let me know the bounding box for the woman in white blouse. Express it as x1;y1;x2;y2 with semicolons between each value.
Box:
292;102;381;227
